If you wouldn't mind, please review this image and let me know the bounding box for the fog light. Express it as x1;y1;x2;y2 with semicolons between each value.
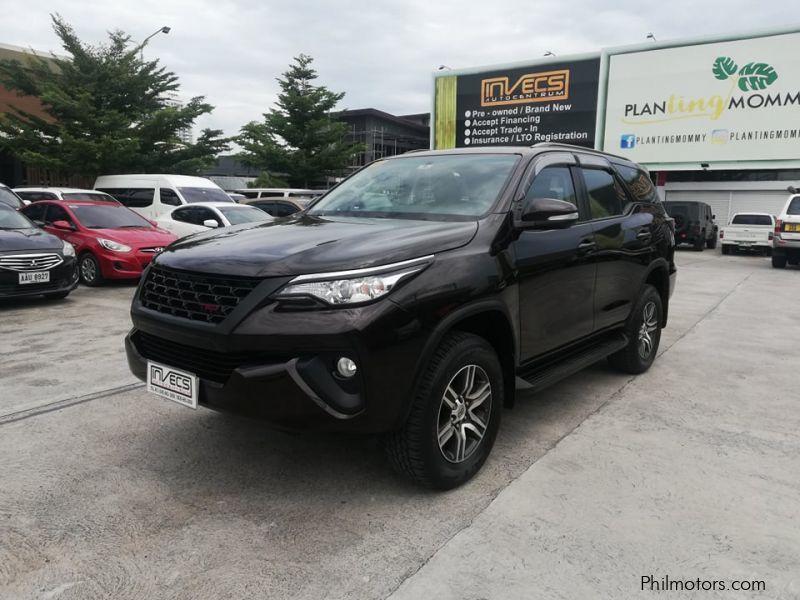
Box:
336;357;357;378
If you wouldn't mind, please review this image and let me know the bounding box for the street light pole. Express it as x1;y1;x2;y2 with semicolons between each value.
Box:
138;26;171;60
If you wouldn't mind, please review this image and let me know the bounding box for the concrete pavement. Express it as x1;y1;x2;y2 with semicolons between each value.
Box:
1;251;797;599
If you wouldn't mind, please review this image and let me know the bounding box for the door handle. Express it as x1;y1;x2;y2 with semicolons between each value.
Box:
636;229;652;240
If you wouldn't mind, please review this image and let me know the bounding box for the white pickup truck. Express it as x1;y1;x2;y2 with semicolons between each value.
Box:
720;213;775;255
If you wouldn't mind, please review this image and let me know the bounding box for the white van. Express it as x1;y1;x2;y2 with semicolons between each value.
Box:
94;174;234;219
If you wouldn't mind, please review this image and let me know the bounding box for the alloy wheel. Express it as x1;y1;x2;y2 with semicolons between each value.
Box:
437;364;492;463
638;301;658;359
81;257;97;283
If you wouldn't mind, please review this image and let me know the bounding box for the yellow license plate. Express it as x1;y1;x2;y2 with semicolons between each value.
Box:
786;223;800;232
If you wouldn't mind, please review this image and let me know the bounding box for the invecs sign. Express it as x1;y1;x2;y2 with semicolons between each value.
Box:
480;70;570;107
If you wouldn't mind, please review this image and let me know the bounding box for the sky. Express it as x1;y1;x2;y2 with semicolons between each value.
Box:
4;0;800;139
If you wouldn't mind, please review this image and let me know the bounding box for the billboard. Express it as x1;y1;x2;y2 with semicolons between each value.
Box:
433;57;601;150
603;32;800;165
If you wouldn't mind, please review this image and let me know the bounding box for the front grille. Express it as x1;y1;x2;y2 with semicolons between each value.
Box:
140;265;261;323
132;331;280;383
0;253;63;272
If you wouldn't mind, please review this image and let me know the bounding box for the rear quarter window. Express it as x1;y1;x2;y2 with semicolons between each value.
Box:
615;164;660;204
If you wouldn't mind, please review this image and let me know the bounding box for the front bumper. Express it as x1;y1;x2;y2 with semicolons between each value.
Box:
98;250;157;280
126;280;430;433
0;258;78;298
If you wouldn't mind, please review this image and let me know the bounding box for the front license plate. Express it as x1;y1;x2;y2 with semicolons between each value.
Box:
146;361;198;409
19;271;50;285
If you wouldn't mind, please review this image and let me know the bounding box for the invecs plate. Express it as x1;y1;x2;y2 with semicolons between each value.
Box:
146;361;198;409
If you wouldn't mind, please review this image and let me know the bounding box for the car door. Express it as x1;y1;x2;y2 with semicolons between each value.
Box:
577;157;657;332
513;153;597;362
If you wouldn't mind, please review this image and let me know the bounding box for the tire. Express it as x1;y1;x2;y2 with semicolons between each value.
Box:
706;233;717;249
608;284;662;375
772;254;787;269
79;253;103;286
693;235;704;252
384;332;503;490
44;290;70;300
721;245;730;255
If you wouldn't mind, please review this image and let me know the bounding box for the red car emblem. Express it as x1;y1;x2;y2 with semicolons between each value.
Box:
200;303;220;313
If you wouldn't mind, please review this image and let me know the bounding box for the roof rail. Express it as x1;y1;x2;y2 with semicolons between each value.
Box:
530;142;633;162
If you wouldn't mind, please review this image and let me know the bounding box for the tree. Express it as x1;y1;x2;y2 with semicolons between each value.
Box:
237;54;360;188
0;15;229;179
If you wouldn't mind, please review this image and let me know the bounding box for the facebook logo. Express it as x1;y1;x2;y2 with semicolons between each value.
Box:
620;134;637;149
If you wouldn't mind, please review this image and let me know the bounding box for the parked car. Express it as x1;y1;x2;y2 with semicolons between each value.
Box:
21;200;176;286
720;213;775;255
13;187;119;204
240;196;311;217
0;203;78;300
663;200;717;250
772;193;800;268
0;183;25;210
234;188;325;200
94;174;234;220
155;202;273;239
125;144;676;489
227;192;246;203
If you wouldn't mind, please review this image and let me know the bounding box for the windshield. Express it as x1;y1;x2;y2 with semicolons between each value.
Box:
178;187;234;203
0;187;24;210
308;154;520;220
0;205;34;229
731;214;772;226
70;205;153;229
218;205;273;225
63;192;118;202
788;197;800;215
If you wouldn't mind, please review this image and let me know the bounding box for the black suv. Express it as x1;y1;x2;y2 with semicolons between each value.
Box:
663;200;717;251
125;145;676;489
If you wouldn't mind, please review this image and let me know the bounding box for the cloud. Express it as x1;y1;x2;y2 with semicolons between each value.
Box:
4;0;799;137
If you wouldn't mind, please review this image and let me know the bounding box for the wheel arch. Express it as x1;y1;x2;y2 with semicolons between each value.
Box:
411;301;518;416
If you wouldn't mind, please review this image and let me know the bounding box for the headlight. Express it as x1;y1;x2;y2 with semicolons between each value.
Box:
61;240;76;258
97;238;132;253
276;256;432;306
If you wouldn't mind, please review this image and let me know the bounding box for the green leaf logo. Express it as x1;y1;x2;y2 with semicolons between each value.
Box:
712;56;738;80
737;62;778;91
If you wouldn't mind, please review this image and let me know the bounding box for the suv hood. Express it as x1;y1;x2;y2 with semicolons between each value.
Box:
155;215;479;277
0;227;63;253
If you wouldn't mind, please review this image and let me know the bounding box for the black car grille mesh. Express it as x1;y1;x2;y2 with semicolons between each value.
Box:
140;265;261;323
132;331;279;383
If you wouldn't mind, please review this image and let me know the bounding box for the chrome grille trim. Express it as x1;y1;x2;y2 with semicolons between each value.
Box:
0;253;63;272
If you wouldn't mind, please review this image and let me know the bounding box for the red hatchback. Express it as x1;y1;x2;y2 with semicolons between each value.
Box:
22;201;177;286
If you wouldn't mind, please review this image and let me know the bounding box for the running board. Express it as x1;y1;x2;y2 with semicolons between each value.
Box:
516;333;629;393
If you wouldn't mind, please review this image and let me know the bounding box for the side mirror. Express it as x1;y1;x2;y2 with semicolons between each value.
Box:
52;220;74;231
203;219;220;228
520;197;579;229
712;214;716;220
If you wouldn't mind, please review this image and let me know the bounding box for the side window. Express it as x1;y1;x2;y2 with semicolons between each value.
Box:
260;192;284;198
581;168;629;220
273;202;298;217
255;201;277;216
18;191;58;201
98;188;154;208
159;188;181;206
45;204;73;225
23;203;47;223
615;164;660;204
525;166;577;207
172;207;195;223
